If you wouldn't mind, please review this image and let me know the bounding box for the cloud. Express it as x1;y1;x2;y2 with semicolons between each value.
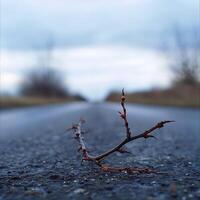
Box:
1;0;198;49
0;73;23;94
0;45;171;100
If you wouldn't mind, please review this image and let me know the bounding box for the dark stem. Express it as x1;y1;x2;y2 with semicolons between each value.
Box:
120;88;132;139
94;120;174;161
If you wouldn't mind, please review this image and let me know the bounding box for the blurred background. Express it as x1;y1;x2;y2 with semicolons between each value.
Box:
0;0;199;108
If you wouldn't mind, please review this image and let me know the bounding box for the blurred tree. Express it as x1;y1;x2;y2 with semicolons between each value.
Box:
171;27;200;86
20;68;68;98
20;38;68;98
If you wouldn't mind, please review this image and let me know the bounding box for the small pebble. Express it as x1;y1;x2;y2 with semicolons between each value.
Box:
73;188;85;194
25;187;46;196
188;194;193;198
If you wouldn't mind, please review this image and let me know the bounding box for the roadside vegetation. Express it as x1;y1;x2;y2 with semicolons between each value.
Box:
0;96;85;109
0;40;86;109
20;68;69;98
106;84;200;108
0;68;86;109
107;29;200;108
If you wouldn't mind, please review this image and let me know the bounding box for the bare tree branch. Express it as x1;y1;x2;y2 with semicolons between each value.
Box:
68;89;174;173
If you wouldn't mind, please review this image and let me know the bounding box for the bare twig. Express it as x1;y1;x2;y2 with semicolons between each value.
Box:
68;89;174;173
70;119;93;161
119;88;132;139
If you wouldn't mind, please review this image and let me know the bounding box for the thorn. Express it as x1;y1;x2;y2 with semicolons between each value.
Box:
82;129;90;134
66;127;72;132
167;120;175;123
144;135;157;139
163;120;175;124
118;111;125;119
66;124;78;132
157;120;175;128
117;147;131;154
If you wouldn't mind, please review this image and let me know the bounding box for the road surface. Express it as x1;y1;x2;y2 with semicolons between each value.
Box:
0;103;200;200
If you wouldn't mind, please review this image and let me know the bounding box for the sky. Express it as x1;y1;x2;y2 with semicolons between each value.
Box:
0;0;199;100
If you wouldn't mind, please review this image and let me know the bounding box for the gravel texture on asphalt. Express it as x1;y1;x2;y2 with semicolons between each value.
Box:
0;103;200;200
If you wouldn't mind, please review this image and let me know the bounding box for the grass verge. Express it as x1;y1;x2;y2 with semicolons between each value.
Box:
106;85;200;108
0;96;85;109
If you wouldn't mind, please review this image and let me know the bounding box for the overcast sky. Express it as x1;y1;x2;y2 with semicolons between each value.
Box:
0;0;199;100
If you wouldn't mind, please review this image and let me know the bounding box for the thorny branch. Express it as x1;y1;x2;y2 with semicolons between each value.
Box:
72;119;90;161
69;89;174;173
119;88;132;139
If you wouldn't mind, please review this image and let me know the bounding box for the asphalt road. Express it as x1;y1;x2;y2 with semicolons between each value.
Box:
0;103;200;200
